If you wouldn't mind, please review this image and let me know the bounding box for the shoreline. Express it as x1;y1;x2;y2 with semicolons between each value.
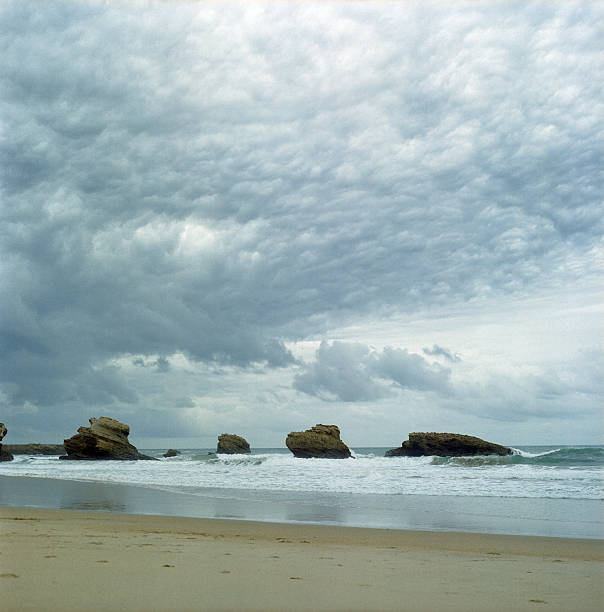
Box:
1;473;603;540
2;506;603;611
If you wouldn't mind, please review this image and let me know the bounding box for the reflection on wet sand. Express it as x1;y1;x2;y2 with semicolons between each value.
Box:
61;482;126;512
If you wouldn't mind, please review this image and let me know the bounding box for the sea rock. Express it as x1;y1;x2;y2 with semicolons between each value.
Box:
61;416;154;460
0;422;14;462
3;444;65;455
163;449;181;458
385;432;512;457
217;434;251;454
286;424;352;459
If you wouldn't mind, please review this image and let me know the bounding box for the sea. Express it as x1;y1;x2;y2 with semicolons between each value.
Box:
1;445;602;539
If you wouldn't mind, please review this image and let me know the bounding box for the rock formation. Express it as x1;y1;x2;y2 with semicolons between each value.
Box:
3;444;65;455
286;424;352;459
0;422;14;462
217;434;251;454
60;417;154;460
163;449;181;458
385;432;512;457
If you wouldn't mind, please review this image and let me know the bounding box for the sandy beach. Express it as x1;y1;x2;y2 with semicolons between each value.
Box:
1;507;602;612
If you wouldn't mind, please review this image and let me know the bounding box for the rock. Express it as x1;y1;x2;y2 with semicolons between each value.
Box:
60;416;155;460
286;424;352;459
0;422;14;462
163;449;181;458
385;432;512;457
217;434;251;454
3;444;65;455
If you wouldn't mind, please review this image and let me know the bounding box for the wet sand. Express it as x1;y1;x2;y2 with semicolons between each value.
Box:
1;474;602;538
1;507;603;611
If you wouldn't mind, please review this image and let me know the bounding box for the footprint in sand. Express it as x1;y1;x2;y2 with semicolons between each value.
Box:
528;599;547;604
163;564;175;568
289;577;303;580
220;570;231;574
45;555;56;558
1;573;18;578
96;560;109;563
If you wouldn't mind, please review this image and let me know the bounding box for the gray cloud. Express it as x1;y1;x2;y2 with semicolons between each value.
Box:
1;1;602;442
423;345;462;363
372;347;452;393
294;341;451;401
293;342;391;401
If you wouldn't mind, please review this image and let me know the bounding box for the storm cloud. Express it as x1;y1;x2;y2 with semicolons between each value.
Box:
1;1;602;444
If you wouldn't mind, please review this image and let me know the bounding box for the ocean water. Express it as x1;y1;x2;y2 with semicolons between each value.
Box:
1;446;603;538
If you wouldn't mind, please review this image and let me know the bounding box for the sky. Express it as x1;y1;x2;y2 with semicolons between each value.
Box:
1;1;603;448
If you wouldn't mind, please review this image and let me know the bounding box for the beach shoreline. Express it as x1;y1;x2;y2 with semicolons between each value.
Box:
2;506;603;611
2;473;602;540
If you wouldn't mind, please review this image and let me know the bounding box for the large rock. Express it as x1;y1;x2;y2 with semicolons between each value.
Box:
61;417;154;460
4;444;65;455
0;422;14;462
217;434;250;454
286;424;352;459
163;448;181;458
385;432;512;457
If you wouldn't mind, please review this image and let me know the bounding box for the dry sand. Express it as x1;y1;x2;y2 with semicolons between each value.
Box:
1;507;602;612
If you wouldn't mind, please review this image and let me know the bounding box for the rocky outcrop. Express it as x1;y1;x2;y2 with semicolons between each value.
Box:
163;449;181;458
385;432;512;457
60;417;154;460
4;444;65;455
217;434;251;454
0;422;14;461
286;424;352;459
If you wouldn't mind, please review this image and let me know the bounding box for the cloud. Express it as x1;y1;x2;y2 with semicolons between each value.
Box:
294;341;451;401
423;345;462;363
293;342;389;401
0;1;602;442
294;341;603;436
372;347;452;392
447;347;604;423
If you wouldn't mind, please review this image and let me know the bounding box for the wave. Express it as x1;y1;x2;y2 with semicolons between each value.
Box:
431;447;604;468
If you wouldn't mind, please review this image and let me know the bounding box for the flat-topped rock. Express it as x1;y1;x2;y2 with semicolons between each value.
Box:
385;432;512;457
3;444;65;455
217;434;250;454
61;416;154;460
286;424;352;459
0;422;14;462
163;449;181;458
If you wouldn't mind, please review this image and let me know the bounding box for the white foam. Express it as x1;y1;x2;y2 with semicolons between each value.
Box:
510;447;560;458
1;448;602;500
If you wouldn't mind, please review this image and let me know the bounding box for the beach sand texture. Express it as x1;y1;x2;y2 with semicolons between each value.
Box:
1;507;602;612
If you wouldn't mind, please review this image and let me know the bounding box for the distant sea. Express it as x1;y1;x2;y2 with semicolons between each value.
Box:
1;445;602;539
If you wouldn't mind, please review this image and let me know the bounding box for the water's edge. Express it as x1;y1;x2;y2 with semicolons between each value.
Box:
1;474;602;539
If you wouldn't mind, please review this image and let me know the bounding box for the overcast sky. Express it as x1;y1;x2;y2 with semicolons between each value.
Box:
1;1;602;447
